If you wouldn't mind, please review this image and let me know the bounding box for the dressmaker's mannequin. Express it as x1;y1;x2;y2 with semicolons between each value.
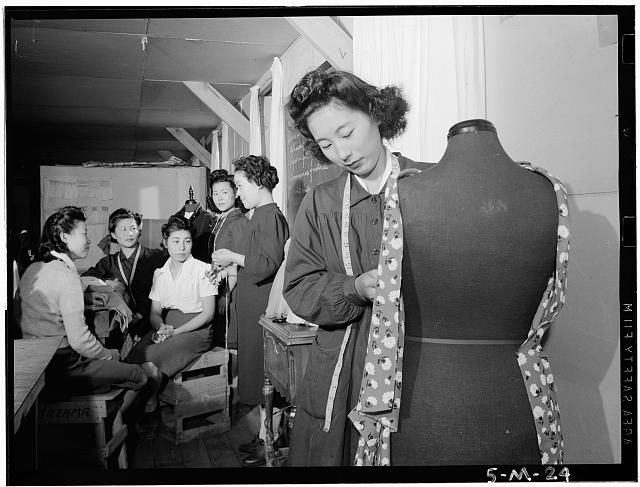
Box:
176;186;215;263
395;120;559;465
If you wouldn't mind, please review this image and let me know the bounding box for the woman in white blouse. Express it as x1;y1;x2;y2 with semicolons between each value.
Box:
126;215;217;409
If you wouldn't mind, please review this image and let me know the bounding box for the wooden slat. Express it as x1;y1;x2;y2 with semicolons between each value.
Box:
183;81;250;142
166;127;212;166
285;17;353;71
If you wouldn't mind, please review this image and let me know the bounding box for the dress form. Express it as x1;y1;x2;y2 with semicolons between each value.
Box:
176;186;215;263
394;120;558;465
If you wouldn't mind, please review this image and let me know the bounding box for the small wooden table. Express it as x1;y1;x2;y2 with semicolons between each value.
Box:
14;336;63;433
260;316;317;466
13;336;63;470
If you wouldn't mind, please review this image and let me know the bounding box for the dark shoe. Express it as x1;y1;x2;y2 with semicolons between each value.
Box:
239;435;263;454
242;445;265;466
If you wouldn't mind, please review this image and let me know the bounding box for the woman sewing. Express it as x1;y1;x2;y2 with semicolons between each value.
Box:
282;69;429;466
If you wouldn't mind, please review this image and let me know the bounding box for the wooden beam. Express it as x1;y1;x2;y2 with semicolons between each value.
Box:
166;127;212;166
157;150;175;160
183;81;250;142
285;17;353;71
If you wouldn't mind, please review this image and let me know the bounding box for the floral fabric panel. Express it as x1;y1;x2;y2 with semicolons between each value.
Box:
348;158;404;466
517;162;570;465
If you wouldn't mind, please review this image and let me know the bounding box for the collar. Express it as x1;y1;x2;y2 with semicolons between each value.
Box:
156;254;195;277
119;243;141;263
353;146;394;196
50;250;78;274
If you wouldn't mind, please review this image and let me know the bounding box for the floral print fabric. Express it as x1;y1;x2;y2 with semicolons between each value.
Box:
517;162;570;465
347;157;405;466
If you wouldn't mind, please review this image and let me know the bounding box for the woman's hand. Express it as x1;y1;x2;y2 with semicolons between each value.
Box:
152;323;175;342
355;269;379;301
211;248;237;267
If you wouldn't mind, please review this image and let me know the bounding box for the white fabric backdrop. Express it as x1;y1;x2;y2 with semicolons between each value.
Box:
249;85;263;156
353;15;486;163
210;128;220;170
268;56;286;214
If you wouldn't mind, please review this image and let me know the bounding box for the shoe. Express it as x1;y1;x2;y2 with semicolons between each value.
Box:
239;435;263;454
242;445;266;466
242;445;282;467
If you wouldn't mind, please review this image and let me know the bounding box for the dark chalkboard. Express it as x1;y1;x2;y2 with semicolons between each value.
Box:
285;113;343;223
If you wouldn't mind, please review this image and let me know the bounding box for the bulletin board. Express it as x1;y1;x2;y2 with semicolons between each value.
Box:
285;113;343;223
40;165;206;271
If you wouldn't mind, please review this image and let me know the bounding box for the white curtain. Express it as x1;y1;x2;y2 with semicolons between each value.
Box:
268;56;286;214
220;122;230;172
210;128;220;170
249;85;263;156
353;15;486;163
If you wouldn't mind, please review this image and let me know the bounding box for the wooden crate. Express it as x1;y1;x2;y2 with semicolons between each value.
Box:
38;388;128;469
159;347;230;444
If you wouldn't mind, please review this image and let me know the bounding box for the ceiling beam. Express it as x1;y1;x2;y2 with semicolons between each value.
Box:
166;127;211;166
285;17;353;72
183;81;250;142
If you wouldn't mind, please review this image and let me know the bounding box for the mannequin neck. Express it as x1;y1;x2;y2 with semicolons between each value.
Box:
439;120;512;167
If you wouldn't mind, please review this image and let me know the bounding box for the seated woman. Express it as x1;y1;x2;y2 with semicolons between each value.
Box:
82;208;167;338
126;214;217;409
207;169;249;348
18;206;153;421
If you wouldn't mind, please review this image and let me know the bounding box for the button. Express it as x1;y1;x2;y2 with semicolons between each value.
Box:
371;218;378;225
372;248;380;255
371;195;378;203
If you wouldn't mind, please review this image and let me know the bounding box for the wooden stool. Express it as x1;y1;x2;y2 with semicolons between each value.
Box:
159;347;230;444
38;388;129;469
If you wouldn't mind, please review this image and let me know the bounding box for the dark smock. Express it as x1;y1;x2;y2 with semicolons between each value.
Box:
207;208;250;348
234;203;288;405
283;155;427;466
82;244;167;336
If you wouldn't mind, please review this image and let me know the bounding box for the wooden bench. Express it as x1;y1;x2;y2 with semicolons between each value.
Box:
159;347;230;444
38;388;129;469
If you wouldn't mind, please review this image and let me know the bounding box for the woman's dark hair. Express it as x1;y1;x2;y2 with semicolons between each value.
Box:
36;206;86;262
232;155;279;191
208;169;247;213
161;214;195;240
286;69;409;163
108;208;142;240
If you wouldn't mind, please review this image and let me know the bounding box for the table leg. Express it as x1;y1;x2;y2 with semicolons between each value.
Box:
263;376;275;467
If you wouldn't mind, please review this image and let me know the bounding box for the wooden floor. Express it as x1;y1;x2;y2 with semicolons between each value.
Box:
130;403;287;469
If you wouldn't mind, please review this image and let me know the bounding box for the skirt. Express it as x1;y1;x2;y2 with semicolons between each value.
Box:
126;309;212;377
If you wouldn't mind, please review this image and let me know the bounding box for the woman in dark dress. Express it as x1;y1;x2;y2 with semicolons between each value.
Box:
282;69;428;466
211;155;289;407
206;169;250;348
